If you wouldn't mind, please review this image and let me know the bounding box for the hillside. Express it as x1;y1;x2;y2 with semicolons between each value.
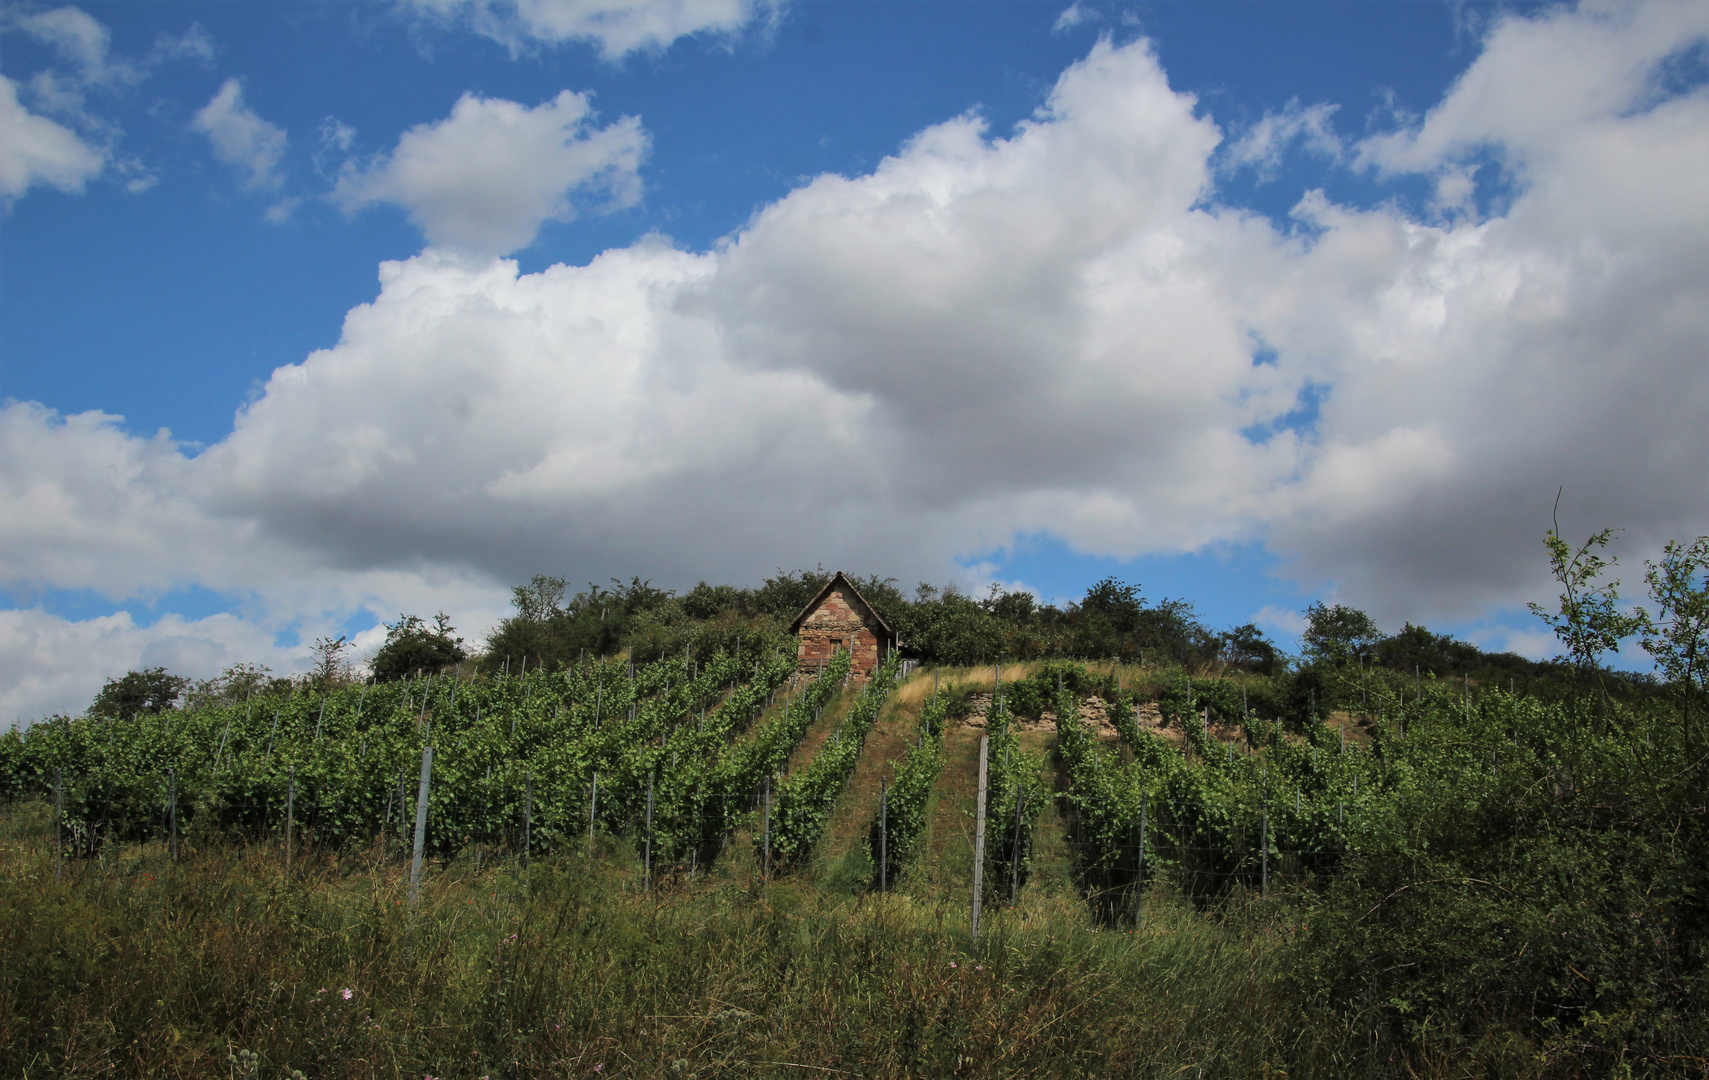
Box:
3;649;1705;1076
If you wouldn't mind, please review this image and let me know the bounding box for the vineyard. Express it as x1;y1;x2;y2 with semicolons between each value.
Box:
3;647;1707;1076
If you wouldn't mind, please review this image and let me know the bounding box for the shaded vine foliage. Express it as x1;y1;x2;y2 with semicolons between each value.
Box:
1049;657;1708;1070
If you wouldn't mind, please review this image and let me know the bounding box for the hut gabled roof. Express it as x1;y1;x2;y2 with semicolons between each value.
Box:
788;571;895;637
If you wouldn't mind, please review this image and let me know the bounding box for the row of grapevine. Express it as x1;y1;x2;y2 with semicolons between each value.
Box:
1058;671;1562;915
866;690;947;887
625;649;834;865
0;647;795;862
766;653;900;868
981;689;1049;902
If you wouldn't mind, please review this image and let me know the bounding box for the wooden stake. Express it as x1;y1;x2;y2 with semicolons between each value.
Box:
762;773;772;883
971;734;989;944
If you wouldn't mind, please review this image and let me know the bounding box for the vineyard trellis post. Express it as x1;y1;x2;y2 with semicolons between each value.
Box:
762;772;772;883
971;734;989;945
644;771;654;890
522;771;532;876
589;770;598;855
284;767;295;875
54;767;63;880
409;745;432;907
217;697;240;773
1009;788;1024;905
1260;804;1268;897
167;767;177;864
1133;791;1146;923
878;775;887;892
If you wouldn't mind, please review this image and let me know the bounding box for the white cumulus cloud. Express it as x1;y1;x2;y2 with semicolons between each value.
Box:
402;0;775;59
1225;99;1342;175
193;77;287;191
9;5;136;86
332;89;647;256
0;73;104;202
4;2;1708;721
0;608;288;727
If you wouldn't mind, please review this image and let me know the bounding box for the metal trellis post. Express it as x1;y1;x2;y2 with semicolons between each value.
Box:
971;734;989;945
409;745;433;907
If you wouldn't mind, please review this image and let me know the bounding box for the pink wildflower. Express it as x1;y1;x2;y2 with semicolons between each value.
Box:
342;988;353;1000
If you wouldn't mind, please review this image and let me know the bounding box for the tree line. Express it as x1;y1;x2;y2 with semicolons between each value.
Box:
78;520;1705;729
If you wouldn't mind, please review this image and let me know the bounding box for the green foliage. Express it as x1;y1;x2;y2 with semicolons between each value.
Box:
1;835;1415;1080
0;646;809;864
982;690;1048;900
1217;622;1281;675
89;666;188;719
182;662;287;711
1642;536;1709;736
1001;661;1111;719
1526;524;1645;680
307;635;351;688
485;574;799;674
767;654;898;868
1302;602;1382;665
371;612;467;681
867;690;947;887
1060;658;1709;1070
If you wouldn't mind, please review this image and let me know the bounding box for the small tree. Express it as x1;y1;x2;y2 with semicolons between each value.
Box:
183;662;279;709
1302;603;1381;666
1526;522;1645;687
1219;623;1282;675
90;667;188;720
1642;536;1709;739
309;635;351;687
372;612;467;681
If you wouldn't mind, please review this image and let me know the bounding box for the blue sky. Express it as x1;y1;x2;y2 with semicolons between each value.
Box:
2;0;1705;720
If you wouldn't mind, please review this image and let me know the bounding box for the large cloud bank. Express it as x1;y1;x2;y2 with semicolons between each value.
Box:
4;0;1707;721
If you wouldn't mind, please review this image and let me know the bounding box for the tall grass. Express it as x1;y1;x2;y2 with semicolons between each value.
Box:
0;810;1403;1080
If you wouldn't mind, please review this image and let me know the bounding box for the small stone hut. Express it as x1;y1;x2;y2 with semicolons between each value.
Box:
789;571;897;682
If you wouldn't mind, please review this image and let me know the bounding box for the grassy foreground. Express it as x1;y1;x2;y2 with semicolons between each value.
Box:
0;817;1401;1080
